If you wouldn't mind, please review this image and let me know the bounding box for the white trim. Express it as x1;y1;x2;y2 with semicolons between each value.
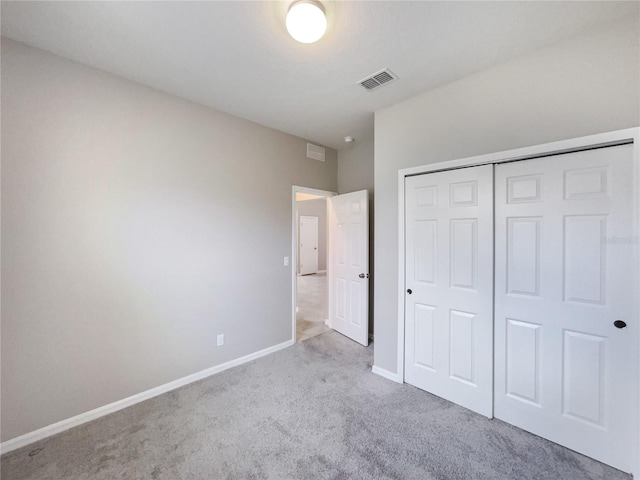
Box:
327;195;334;331
292;186;336;343
293;186;337;198
296;270;327;277
396;127;640;473
372;365;403;384
398;128;637;178
632;129;640;477
0;339;294;455
397;169;406;383
296;270;326;277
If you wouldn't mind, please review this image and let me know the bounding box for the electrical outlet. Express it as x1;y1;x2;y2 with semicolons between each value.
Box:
284;256;290;266
217;334;224;346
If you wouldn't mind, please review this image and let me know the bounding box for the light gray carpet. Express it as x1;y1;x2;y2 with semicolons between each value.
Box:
1;331;630;480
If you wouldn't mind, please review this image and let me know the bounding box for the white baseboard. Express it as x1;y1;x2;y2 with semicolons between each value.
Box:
0;339;294;455
372;365;403;384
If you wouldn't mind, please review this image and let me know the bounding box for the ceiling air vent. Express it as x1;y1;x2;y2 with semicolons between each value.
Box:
358;68;398;91
307;143;325;161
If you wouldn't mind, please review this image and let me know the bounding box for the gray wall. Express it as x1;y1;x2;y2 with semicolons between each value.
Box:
338;137;374;195
373;18;640;373
0;39;337;442
296;198;327;273
338;138;375;333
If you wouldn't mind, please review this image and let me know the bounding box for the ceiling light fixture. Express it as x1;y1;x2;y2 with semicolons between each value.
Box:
344;136;355;143
286;1;327;44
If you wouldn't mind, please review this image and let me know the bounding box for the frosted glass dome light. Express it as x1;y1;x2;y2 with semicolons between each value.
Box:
286;1;327;44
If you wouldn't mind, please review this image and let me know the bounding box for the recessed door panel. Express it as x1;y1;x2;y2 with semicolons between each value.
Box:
414;304;436;371
336;224;346;266
415;220;437;285
450;219;477;290
562;330;605;426
349;280;361;326
563;215;606;304
506;318;540;405
564;167;608;200
508;175;542;203
449;310;476;385
336;278;346;321
416;185;437;207
349;223;362;268
450;181;477;206
507;217;540;296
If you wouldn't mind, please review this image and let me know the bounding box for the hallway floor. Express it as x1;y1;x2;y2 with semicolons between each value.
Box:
296;272;330;342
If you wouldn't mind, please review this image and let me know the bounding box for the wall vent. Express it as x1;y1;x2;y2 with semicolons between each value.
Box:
307;143;325;161
358;68;398;91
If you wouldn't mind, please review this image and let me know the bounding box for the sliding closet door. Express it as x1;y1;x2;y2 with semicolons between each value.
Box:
405;165;493;417
494;144;636;471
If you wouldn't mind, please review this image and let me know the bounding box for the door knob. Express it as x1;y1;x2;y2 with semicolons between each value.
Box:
407;289;412;294
359;273;369;279
614;320;627;329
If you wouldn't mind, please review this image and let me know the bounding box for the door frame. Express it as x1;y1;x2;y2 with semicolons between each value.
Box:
292;186;336;343
396;127;640;472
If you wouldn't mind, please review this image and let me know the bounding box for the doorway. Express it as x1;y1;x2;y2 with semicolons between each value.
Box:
292;186;371;346
295;191;331;342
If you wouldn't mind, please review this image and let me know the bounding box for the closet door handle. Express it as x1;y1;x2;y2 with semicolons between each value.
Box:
407;289;412;295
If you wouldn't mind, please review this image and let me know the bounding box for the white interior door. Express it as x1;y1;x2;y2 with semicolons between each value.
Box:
494;144;637;471
404;165;494;417
328;190;369;346
299;215;318;275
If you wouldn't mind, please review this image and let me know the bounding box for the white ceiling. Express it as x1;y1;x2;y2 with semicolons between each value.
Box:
1;1;637;150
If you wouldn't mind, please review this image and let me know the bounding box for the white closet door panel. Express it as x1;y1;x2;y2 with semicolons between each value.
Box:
405;165;493;417
494;144;636;472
